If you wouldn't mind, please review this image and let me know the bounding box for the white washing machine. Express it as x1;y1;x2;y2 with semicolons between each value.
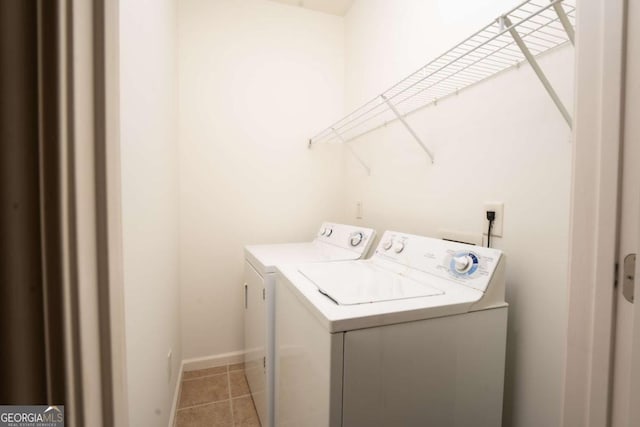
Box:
275;230;508;427
243;223;375;427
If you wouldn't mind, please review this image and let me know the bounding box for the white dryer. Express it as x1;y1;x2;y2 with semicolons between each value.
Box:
243;223;375;427
275;231;508;427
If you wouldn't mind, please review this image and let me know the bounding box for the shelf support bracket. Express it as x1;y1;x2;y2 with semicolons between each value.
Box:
331;128;371;175
502;15;573;128
551;0;575;46
381;95;434;163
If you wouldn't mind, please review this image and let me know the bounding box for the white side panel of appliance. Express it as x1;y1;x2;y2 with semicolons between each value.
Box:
243;260;267;426
342;307;508;427
265;271;275;427
276;275;343;427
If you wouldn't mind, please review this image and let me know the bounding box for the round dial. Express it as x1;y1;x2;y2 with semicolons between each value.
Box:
449;252;480;276
383;239;394;250
350;232;363;247
393;241;405;253
453;255;472;273
325;228;333;237
320;228;327;236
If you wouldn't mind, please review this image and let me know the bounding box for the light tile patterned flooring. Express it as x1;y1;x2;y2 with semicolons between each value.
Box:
175;363;260;427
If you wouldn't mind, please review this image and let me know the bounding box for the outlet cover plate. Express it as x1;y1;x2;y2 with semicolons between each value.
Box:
484;202;504;238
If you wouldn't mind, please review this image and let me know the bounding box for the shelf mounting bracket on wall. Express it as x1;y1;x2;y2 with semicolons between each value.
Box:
381;95;435;163
502;14;573;128
551;0;575;46
331;128;371;175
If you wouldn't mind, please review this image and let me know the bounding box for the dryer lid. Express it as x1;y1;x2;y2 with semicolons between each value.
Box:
299;262;444;305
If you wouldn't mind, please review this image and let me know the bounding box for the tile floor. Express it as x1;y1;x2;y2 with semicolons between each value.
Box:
175;363;260;427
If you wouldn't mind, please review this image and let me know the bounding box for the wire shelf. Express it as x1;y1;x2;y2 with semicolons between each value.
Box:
309;0;575;149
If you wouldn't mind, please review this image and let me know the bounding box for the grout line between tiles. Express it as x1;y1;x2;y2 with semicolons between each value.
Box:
176;398;230;412
182;371;229;382
230;393;251;400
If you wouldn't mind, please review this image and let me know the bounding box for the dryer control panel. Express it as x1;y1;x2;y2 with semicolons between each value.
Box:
374;231;503;293
315;222;376;256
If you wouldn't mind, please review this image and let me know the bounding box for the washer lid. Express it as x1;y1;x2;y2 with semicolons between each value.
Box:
299;262;444;305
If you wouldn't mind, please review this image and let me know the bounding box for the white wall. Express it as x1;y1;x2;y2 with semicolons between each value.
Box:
175;1;573;425
120;0;181;426
178;0;346;359
343;1;573;427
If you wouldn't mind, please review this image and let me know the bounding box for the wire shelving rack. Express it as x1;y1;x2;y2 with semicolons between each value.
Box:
308;0;576;167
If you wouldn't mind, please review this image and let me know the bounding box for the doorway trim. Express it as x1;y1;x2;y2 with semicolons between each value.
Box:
562;0;626;425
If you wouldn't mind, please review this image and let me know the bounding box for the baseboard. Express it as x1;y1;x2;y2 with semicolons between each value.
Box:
182;350;245;372
168;350;245;426
168;360;184;427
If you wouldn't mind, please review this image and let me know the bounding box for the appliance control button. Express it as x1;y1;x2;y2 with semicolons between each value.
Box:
393;241;405;253
453;255;472;273
383;239;394;250
350;232;363;247
320;228;327;236
326;228;333;237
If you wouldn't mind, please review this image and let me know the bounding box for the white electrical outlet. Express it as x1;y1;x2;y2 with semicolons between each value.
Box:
483;202;504;238
167;349;172;383
356;201;363;219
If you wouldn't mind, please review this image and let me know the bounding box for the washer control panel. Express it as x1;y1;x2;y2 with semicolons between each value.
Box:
315;222;376;255
374;231;502;292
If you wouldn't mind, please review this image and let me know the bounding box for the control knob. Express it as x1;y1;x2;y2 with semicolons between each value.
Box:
383;239;394;250
453;255;473;273
393;241;405;253
350;232;363;247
